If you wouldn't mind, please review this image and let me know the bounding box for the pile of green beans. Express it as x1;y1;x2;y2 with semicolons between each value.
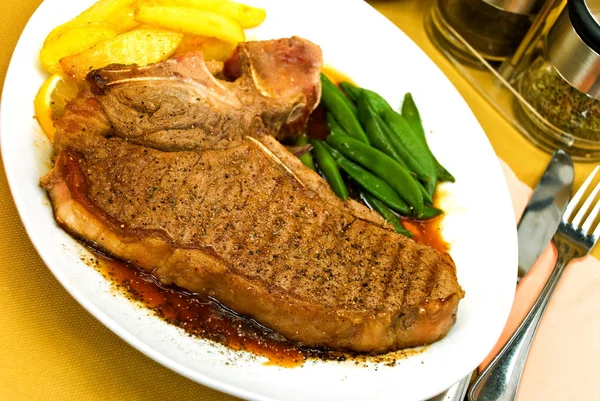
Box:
300;74;454;236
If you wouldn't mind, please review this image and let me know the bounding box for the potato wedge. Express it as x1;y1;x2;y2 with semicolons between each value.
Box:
174;34;236;61
44;0;138;44
161;0;266;28
40;23;119;74
134;4;245;44
60;26;183;80
217;0;266;28
103;0;144;32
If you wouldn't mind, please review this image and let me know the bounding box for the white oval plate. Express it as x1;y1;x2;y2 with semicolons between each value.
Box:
0;1;517;400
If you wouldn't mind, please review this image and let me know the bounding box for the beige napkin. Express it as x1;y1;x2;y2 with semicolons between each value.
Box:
480;161;600;400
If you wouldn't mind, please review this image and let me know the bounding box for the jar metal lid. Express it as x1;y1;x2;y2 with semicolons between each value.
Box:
570;0;600;51
482;0;546;15
586;0;600;25
547;0;600;100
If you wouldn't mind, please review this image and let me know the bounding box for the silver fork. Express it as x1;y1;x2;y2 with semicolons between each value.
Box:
468;166;600;401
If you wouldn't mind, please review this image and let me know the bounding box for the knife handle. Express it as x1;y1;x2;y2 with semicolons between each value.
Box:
467;251;570;401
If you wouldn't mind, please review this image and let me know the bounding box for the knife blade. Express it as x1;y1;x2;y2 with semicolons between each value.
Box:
429;149;574;401
517;149;574;279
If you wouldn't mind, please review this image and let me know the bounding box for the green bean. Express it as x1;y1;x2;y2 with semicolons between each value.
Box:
362;192;413;237
310;139;348;201
323;142;410;214
423;173;437;198
353;89;438;189
339;81;361;103
355;87;394;116
401;93;425;137
435;164;455;183
417;180;434;205
325;112;349;137
419;204;443;220
294;133;316;170
321;73;357;115
382;111;437;187
356;94;404;165
402;93;455;183
326;134;424;215
354;92;432;181
320;74;369;144
376;113;414;172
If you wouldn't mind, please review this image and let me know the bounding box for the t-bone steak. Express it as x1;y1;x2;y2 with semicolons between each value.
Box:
40;36;464;354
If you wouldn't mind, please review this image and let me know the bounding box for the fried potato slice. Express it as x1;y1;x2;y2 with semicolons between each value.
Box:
173;34;236;60
44;0;138;44
60;26;183;80
162;0;266;28
40;23;119;74
103;0;148;32
134;4;245;44
103;6;140;32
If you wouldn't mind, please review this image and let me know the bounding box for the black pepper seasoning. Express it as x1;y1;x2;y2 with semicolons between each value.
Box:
519;56;600;140
515;0;600;160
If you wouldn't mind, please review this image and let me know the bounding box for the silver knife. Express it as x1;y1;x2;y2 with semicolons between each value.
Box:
428;149;574;401
517;149;574;279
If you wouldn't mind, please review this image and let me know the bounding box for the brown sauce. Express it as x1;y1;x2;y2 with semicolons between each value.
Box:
94;253;306;367
93;253;399;366
403;210;448;253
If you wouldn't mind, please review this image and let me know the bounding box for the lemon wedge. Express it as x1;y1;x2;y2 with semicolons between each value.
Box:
34;73;79;142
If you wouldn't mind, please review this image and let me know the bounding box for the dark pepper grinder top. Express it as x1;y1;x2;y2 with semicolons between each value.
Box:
547;0;600;100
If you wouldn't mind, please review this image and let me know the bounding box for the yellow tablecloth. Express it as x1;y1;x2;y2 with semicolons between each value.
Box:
0;1;597;400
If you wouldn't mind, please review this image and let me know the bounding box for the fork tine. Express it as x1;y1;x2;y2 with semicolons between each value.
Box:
573;174;600;228
588;194;600;240
565;165;600;221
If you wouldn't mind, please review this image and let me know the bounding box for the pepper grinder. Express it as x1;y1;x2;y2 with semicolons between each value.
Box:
514;0;600;160
426;0;549;65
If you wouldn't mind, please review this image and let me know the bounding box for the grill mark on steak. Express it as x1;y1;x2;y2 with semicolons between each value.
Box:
204;149;279;259
358;231;396;307
218;171;281;267
289;206;327;289
41;37;464;354
328;220;364;307
286;219;320;290
421;248;442;302
166;158;206;242
401;247;422;308
380;241;402;304
324;218;360;306
264;193;301;286
247;182;290;279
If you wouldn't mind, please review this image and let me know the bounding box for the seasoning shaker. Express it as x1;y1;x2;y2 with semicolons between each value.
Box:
514;0;600;160
498;0;567;80
425;0;548;65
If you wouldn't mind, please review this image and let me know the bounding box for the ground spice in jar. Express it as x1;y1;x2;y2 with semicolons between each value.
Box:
519;56;600;141
438;0;535;60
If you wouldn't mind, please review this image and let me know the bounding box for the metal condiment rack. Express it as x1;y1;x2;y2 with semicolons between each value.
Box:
423;1;599;162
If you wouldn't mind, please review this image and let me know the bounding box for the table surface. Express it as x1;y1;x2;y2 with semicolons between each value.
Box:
0;0;597;400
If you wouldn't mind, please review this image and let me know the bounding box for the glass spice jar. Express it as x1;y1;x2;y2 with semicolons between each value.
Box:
426;0;547;65
514;0;600;160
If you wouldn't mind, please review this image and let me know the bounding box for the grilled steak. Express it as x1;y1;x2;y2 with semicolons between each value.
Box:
41;37;464;354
